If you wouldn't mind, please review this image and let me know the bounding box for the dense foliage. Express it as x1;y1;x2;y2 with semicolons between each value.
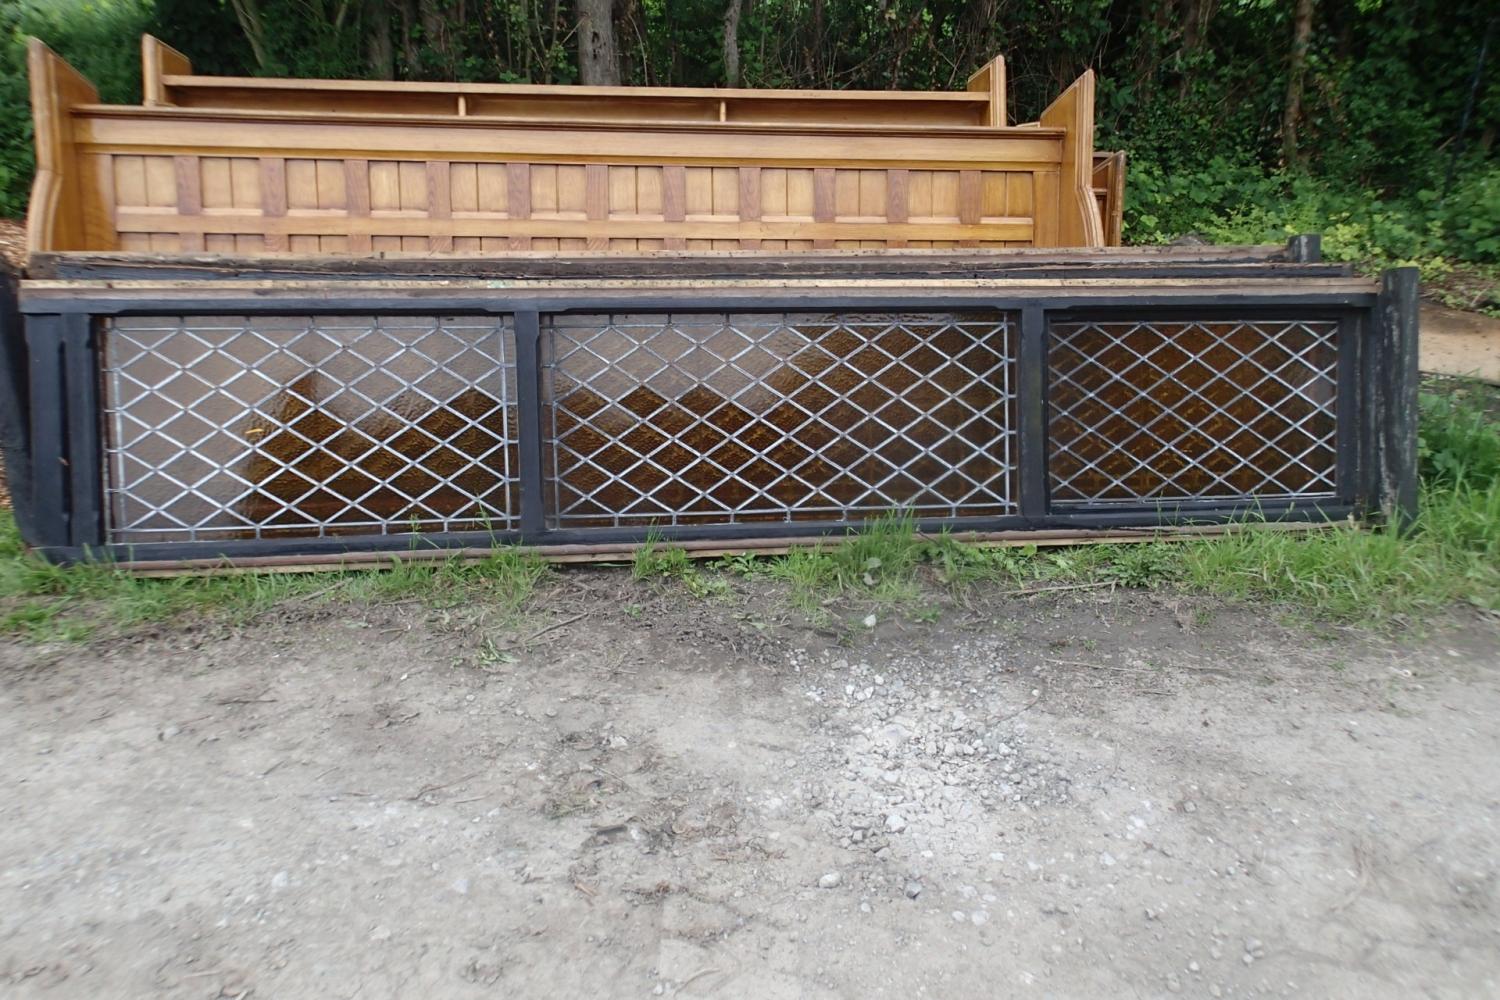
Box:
2;0;1497;289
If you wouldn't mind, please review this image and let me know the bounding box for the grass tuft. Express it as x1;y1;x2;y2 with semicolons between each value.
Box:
0;380;1493;640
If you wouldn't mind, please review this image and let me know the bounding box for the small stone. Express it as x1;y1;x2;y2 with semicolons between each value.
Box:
1188;961;1201;973
270;870;289;890
862;614;878;629
885;813;908;833
859;901;872;914
1242;953;1255;966
903;881;923;899
817;872;842;889
1099;851;1116;867
544;708;558;718
609;736;628;750
971;910;989;926
952;910;967;922
1209;985;1223;998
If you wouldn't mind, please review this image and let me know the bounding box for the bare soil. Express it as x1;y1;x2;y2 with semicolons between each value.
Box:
0;576;1496;999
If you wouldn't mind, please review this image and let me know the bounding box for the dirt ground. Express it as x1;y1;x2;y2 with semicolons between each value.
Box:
0;575;1497;999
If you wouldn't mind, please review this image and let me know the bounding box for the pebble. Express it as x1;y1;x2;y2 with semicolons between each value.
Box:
817;872;842;889
885;813;908;833
903;881;923;899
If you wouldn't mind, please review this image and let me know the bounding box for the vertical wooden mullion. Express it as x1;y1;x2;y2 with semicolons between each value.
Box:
1377;267;1420;528
427;160;453;252
63;314;102;549
957;169;981;248
662;165;686;250
738;167;761;250
885;168;909;249
260;156;288;252
585;163;609;251
25;315;69;549
345;159;371;252
507;163;532;250
1334;311;1361;508
172;155;203;252
812;168;835;249
1018;305;1048;522
513;310;545;540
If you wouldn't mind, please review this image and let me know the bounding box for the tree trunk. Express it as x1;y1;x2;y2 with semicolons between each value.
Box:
398;0;421;74
722;0;745;87
578;0;620;85
366;0;395;79
1282;0;1314;165
227;0;270;72
1178;0;1216;97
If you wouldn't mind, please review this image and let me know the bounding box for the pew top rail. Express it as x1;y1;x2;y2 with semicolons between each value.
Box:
26;36;1126;260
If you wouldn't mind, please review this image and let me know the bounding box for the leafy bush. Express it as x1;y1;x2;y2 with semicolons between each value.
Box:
1;0;152;218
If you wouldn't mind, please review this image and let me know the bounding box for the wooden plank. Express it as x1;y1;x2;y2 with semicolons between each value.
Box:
229;157;260;209
737;166;760;250
427;160;452;252
285;158;318;210
662;164;686;250
113;523;1334;577
26;40;99;251
81;153;116;249
1038;71;1103;248
476;163;507;213
316;159;346;210
885;168;909;249
108;208;1036;243
965;55;1006;127
344;158;371;252
957;169;981;247
507;162;532;250
200;156;232;209
75;111;1066;168
142;35;192;107
31;244;1305;280
259;156;288;251
585;163;609;251
173;154;203;252
812;168;835;249
398;161;426;211
144;156;177;207
368;160;399;211
1033;171;1059;247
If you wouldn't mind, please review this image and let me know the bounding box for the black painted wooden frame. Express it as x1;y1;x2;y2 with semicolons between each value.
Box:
7;263;1420;566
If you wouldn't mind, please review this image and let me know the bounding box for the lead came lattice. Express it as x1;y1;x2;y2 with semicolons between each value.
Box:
102;315;519;542
543;311;1018;527
1047;318;1339;505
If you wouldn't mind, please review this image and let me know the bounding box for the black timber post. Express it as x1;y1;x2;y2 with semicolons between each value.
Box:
63;313;103;551
1017;306;1048;522
1375;267;1420;528
513;310;546;541
1288;234;1322;263
0;270;34;543
24;314;70;550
